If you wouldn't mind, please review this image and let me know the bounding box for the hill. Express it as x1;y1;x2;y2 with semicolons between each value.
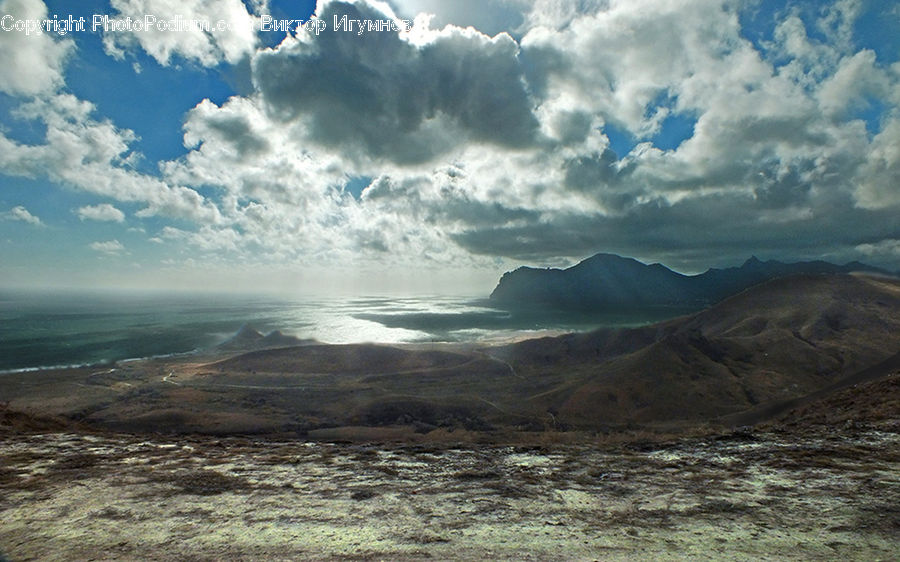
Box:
217;324;316;352
770;372;900;431
489;253;891;311
490;274;900;428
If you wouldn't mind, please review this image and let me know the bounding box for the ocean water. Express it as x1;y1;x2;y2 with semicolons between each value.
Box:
0;290;693;372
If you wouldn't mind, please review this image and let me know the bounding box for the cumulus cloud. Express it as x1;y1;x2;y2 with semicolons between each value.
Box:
856;239;900;263
89;240;126;254
3;205;42;225
252;0;539;165
102;0;260;66
523;0;762;138
817;0;863;53
389;0;527;36
854;118;900;209
148;0;895;274
76;204;127;223
38;0;894;277
0;94;221;223
0;0;72;95
817;50;891;117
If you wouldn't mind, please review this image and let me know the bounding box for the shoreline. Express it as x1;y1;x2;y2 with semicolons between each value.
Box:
0;327;574;376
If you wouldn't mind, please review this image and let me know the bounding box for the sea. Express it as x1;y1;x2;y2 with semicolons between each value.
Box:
0;290;693;373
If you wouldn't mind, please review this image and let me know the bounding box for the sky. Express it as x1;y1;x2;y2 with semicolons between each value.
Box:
0;0;898;295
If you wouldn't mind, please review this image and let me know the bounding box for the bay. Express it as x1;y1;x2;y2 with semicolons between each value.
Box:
0;290;693;372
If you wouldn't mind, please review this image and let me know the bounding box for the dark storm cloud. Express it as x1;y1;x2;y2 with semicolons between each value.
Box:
252;0;539;165
451;189;900;272
559;148;642;213
751;164;814;209
564;148;620;189
203;113;271;157
550;110;594;145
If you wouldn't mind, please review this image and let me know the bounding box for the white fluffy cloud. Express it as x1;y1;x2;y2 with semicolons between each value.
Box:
89;239;126;254
0;0;72;95
856;238;900;262
0;94;221;223
854;117;900;209
102;0;260;66
389;0;527;36
817;50;891;117
76;204;127;223
3;205;42;225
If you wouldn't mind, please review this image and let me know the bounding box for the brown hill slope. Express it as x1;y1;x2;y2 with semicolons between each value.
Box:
0;404;74;434
495;274;900;428
772;373;900;431
4;274;898;438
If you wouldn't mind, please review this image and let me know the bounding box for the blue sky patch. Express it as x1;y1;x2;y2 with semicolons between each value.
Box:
344;176;373;200
651;112;697;151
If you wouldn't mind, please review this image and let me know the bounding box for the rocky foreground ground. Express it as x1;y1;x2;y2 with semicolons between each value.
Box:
2;415;898;561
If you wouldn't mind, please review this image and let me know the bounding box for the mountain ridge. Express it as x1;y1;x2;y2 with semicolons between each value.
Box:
489;253;894;310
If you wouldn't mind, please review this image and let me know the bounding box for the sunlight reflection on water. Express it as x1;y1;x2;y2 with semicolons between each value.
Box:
0;291;689;371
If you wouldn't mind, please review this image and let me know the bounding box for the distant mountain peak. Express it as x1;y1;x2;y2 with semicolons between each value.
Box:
490;252;690;308
578;252;642;266
742;256;763;267
489;253;891;311
584;252;629;262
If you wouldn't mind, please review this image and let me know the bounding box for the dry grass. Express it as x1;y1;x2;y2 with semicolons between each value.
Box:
145;468;257;496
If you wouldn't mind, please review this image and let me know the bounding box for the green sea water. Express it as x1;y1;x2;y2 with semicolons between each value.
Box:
0;289;693;372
